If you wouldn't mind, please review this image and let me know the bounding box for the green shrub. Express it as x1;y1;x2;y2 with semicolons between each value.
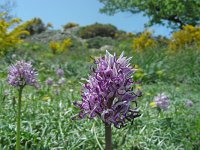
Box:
154;35;169;48
114;30;135;40
24;18;46;35
62;22;79;30
46;22;53;29
78;23;117;39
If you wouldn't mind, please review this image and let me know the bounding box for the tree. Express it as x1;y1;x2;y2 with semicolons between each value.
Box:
0;0;16;20
98;0;200;29
0;13;29;56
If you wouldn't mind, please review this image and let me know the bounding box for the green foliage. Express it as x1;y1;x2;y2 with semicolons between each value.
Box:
78;23;117;39
154;35;169;48
24;18;46;35
99;0;200;29
62;22;79;30
118;38;133;51
46;22;53;29
127;47;200;84
86;36;116;49
114;31;135;40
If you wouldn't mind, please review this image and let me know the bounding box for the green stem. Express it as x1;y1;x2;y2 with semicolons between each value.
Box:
105;124;112;150
16;88;23;150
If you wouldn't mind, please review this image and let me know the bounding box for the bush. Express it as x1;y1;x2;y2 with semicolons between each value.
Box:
24;18;46;35
49;38;72;54
114;31;135;40
132;30;157;52
46;22;53;29
168;25;200;50
62;22;79;30
154;35;169;48
0;13;29;56
78;23;117;39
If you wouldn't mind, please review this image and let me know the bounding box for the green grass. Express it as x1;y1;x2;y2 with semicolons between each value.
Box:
0;45;200;150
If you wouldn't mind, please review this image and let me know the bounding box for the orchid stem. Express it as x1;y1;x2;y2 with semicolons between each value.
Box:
16;87;23;150
105;124;112;150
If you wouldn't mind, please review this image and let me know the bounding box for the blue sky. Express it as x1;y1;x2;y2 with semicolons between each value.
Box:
15;0;172;37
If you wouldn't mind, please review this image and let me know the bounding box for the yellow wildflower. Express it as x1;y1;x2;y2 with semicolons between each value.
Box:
42;96;50;101
133;30;157;52
0;13;29;55
169;25;200;51
49;38;72;54
149;102;156;107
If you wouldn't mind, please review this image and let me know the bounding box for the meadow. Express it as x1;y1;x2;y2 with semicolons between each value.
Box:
0;18;200;150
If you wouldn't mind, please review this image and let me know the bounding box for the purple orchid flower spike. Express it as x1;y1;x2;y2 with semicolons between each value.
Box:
7;60;37;88
73;50;141;128
7;60;38;150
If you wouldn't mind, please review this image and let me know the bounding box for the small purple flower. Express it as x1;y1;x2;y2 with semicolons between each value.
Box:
7;60;37;88
73;51;141;128
186;100;193;107
45;78;53;86
153;93;169;110
56;68;64;77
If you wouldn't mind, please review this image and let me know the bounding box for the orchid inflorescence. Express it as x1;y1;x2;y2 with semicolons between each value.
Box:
73;51;141;128
7;60;38;150
7;60;37;88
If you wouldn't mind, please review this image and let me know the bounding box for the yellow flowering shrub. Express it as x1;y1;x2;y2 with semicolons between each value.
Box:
132;30;157;51
49;38;72;54
0;13;29;55
49;41;59;54
169;25;200;50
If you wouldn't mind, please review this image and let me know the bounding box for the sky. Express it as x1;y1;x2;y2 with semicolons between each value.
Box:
15;0;172;37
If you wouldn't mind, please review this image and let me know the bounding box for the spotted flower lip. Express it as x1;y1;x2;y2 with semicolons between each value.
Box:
73;51;141;128
7;60;37;88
